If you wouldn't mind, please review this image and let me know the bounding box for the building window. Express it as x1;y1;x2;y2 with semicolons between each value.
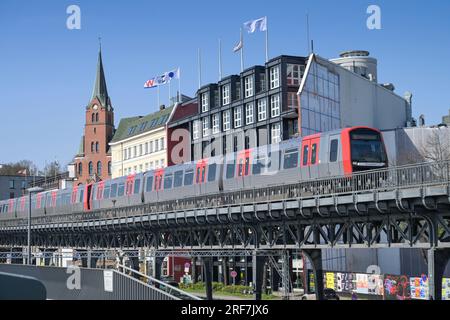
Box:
270;66;280;89
96;113;99;122
271;123;281;144
96;142;99;153
108;161;111;175
139;144;143;156
161;159;165;167
133;146;137;157
97;161;102;176
222;84;230;106
287;64;304;86
139;164;143;173
91;113;95;123
223;110;231;131
160;137;165;150
234;106;242;128
91;142;95;153
193;120;200;140
258;99;267;121
203;117;210;137
123;149;127;160
288;92;299;110
201;93;209;112
145;143;148;154
78;163;83;176
271;94;280;117
244;76;254;98
150;141;154;153
212;113;220;134
245;103;254;125
10;192;15;199
89;162;93;175
21;180;26;189
155;160;159;168
9;180;14;189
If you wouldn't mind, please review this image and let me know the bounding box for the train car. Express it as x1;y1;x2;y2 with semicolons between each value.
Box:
0;126;388;219
91;173;145;210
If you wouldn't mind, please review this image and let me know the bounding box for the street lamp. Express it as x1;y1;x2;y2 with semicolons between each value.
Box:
27;187;44;265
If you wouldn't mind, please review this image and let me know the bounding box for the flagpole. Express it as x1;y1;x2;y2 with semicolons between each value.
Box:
219;39;222;81
198;48;202;89
178;68;181;103
240;28;244;73
157;85;160;108
169;80;171;106
265;16;269;63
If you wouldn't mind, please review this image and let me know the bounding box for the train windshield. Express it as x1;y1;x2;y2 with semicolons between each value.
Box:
350;130;387;163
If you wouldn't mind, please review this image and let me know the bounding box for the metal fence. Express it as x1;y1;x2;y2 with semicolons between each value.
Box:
0;264;180;300
4;160;450;228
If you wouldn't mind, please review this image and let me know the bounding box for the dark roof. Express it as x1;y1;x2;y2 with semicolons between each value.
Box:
110;106;174;143
90;49;111;109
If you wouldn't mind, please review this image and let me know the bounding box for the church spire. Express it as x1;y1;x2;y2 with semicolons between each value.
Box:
90;39;111;109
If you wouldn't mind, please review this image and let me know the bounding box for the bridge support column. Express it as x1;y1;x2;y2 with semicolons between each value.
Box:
303;249;324;300
129;255;140;279
191;257;197;283
252;254;266;301
270;265;280;292
152;256;164;280
80;250;98;268
203;257;213;300
428;248;450;300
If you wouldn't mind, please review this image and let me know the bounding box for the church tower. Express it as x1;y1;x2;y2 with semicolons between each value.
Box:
73;46;115;184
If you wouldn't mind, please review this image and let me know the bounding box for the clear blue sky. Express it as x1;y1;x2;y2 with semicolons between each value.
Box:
0;0;449;170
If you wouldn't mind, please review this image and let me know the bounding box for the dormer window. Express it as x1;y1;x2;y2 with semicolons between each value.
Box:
201;93;209;112
222;84;230;106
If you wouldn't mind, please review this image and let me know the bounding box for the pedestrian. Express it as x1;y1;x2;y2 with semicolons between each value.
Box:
352;291;358;300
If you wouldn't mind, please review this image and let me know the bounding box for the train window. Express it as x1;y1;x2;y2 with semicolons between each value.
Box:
268;152;280;172
226;162;235;179
302;145;309;166
110;184;118;198
104;186;110;199
252;156;266;175
284;149;299;169
164;174;173;190
118;183;125;197
134;179;141;194
146;177;153;192
184;170;194;186
330;140;338;162
208;164;217;182
174;171;184;188
311;144;317;165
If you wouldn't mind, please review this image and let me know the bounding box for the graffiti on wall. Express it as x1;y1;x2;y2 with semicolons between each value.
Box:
384;274;411;300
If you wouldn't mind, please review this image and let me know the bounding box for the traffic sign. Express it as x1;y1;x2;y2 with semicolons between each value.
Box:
231;271;237;278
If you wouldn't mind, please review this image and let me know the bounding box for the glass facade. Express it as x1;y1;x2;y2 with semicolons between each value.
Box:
300;60;341;136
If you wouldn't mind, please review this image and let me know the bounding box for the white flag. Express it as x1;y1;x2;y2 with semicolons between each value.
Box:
233;39;243;52
244;16;267;33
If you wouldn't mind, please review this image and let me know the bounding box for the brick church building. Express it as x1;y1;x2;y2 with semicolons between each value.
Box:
73;47;115;185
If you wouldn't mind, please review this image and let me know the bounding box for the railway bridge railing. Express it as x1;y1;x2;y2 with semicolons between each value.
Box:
0;160;449;249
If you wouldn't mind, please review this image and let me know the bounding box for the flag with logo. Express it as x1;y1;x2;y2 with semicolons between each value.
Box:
144;68;180;89
244;16;267;33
